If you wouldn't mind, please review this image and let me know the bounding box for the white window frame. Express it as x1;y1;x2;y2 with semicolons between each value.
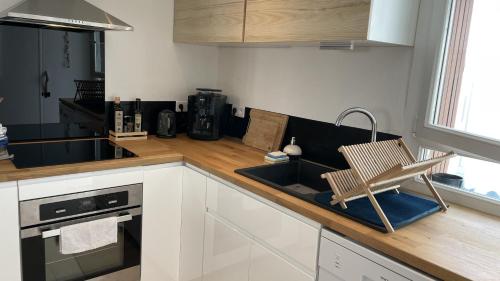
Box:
405;176;500;217
415;0;500;164
404;0;500;216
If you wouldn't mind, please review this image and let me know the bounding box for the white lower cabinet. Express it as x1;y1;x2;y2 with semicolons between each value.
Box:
202;213;251;281
206;177;320;274
179;166;208;281
203;212;313;281
142;163;184;281
143;164;209;281
249;242;313;281
204;176;319;281
0;181;22;281
140;163;431;281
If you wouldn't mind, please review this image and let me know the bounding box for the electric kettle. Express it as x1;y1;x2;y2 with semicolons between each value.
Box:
157;109;176;138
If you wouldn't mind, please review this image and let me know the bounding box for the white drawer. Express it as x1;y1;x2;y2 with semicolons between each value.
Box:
249;242;314;281
319;237;410;281
92;167;143;189
18;172;94;200
19;167;144;201
206;178;319;274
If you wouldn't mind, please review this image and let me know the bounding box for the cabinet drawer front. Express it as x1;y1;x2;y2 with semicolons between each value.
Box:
249;242;314;281
18;167;143;201
18;173;94;201
244;0;370;43
92;167;143;189
319;237;410;281
142;166;183;281
179;167;208;281
203;213;251;281
174;0;245;43
206;178;319;273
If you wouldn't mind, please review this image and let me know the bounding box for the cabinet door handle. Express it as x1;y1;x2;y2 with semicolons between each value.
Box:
41;71;51;98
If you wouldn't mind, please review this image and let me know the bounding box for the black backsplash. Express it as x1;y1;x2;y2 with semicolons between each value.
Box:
223;105;251;138
105;101;400;169
105;101;177;134
105;101;250;138
280;116;400;169
220;106;400;169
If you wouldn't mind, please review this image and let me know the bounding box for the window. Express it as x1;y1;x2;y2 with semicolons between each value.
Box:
414;0;500;206
418;0;500;162
431;0;500;142
423;148;500;201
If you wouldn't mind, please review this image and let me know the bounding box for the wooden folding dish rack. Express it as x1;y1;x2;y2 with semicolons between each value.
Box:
321;138;455;233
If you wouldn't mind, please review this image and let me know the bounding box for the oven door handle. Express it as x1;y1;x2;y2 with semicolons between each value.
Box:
41;214;133;239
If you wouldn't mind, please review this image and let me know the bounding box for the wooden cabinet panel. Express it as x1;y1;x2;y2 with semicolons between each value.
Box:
244;0;371;43
174;0;246;43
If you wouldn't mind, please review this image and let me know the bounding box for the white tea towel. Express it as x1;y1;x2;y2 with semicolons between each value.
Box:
90;217;119;249
60;217;118;255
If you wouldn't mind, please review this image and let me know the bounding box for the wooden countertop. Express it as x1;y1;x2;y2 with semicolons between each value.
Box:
1;135;499;280
0;138;183;182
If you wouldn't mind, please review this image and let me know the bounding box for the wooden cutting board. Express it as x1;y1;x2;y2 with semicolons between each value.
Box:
243;109;289;152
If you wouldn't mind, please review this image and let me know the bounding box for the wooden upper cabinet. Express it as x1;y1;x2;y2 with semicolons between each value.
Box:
174;0;246;43
244;0;420;46
173;0;420;46
244;0;371;43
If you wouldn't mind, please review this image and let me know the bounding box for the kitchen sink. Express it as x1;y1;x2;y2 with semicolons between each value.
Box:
235;159;336;202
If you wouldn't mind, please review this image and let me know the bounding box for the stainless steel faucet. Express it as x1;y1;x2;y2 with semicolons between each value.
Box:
335;107;378;142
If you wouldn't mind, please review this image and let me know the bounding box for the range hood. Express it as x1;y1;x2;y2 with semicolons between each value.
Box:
0;0;133;31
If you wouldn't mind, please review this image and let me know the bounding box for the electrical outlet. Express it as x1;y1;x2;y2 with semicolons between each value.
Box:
232;105;245;118
176;101;188;112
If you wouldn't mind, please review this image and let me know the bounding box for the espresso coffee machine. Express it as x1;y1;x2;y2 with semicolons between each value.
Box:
187;89;227;140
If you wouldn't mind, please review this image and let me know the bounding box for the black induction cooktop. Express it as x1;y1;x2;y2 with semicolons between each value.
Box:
8;139;137;169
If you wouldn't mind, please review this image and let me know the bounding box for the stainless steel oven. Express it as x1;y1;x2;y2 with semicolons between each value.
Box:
20;184;142;281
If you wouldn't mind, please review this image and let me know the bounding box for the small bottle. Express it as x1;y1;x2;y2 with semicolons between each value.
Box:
0;124;8;158
114;97;123;133
114;146;123;158
134;98;142;132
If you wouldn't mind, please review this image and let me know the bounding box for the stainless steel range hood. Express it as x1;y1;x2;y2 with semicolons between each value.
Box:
0;0;133;31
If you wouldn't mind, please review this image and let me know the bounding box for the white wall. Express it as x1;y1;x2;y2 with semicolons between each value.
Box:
217;46;414;136
88;0;218;101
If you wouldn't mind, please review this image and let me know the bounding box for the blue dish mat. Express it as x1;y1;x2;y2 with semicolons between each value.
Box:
314;191;441;233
